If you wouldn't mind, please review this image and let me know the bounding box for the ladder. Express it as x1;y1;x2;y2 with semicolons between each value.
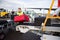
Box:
42;0;60;32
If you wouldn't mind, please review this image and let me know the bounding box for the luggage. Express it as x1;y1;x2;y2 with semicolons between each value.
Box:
24;14;29;22
34;17;51;26
34;17;45;26
14;14;29;22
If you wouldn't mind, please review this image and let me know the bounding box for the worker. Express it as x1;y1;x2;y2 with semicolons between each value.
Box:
17;8;23;16
11;10;15;20
11;10;15;15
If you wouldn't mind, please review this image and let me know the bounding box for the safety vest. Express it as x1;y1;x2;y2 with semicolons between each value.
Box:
17;11;23;16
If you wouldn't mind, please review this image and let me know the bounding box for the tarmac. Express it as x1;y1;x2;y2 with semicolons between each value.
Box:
4;30;41;40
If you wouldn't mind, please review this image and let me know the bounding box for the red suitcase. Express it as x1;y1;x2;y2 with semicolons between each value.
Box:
14;14;29;22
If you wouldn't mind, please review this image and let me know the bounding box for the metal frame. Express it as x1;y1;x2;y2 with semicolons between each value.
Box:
42;0;60;32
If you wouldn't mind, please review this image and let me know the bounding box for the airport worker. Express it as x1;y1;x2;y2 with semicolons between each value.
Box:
17;8;23;16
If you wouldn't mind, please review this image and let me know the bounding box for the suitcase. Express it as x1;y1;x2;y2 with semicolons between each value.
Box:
34;17;51;26
14;14;29;22
24;14;29;22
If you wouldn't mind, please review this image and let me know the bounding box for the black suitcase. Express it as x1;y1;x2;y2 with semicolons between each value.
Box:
34;17;51;26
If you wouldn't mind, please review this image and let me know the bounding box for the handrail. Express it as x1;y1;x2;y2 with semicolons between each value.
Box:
42;0;55;31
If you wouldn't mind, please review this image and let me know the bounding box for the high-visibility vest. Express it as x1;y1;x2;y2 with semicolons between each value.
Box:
17;11;23;16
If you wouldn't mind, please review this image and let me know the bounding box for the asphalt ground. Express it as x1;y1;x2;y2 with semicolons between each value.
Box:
4;30;41;40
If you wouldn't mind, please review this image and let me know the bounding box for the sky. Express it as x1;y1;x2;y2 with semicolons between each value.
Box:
0;0;58;11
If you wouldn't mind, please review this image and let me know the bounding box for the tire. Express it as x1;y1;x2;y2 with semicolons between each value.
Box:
0;32;5;40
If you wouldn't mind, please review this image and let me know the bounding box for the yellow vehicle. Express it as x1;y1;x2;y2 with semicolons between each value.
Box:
0;8;8;17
